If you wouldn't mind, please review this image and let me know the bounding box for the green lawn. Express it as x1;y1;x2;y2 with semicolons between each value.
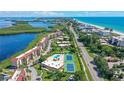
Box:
72;31;93;81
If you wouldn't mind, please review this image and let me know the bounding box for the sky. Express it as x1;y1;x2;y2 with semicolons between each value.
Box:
0;11;124;17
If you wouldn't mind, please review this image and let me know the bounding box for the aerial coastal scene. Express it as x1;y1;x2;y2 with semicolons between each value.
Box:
0;11;124;81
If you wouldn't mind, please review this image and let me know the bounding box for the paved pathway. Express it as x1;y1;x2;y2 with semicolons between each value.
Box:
28;67;42;81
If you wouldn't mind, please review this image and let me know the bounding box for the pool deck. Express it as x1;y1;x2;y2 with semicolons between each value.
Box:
42;54;64;69
42;54;76;73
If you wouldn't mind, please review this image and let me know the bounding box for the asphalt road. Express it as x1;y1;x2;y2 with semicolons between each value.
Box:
69;25;103;81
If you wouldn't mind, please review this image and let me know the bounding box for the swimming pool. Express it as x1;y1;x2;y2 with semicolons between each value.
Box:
53;55;60;59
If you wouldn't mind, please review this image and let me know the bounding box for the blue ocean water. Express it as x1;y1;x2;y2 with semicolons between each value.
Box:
0;20;14;28
75;17;124;33
28;21;55;29
0;17;35;21
0;33;37;62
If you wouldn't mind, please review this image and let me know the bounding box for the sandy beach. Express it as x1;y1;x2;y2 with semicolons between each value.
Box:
76;19;124;36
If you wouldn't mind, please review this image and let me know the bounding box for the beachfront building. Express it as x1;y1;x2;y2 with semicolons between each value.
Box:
77;22;99;32
11;46;41;67
110;36;124;46
98;29;111;36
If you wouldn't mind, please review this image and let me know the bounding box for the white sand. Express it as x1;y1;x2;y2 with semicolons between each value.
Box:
76;19;124;36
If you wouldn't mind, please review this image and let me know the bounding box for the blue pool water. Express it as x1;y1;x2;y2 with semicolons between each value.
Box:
0;33;37;62
53;55;60;58
75;17;124;34
67;64;74;72
0;20;14;28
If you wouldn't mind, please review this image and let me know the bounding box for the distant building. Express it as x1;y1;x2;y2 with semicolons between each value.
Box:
98;29;111;36
110;36;124;46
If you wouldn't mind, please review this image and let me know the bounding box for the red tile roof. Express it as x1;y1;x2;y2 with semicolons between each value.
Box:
17;69;25;81
11;58;18;62
11;47;41;63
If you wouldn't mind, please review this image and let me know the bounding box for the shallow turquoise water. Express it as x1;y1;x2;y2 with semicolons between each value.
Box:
75;17;124;33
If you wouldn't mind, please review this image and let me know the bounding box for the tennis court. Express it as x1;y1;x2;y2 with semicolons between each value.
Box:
67;64;75;72
65;54;73;62
66;55;72;61
64;54;76;73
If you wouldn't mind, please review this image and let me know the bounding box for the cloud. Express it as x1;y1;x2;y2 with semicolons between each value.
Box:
0;11;124;17
33;11;64;16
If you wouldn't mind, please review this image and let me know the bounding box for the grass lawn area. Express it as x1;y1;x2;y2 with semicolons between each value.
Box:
34;64;42;76
72;33;92;81
86;47;96;58
73;54;81;71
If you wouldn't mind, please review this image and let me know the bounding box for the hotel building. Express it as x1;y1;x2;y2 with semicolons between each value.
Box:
98;29;111;36
110;36;124;46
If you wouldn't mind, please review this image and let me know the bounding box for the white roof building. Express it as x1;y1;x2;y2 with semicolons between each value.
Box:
111;36;124;46
98;29;111;36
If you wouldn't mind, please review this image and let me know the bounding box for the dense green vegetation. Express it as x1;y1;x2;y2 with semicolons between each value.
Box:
79;32;124;59
94;56;124;80
15;20;29;24
78;32;124;80
0;24;45;35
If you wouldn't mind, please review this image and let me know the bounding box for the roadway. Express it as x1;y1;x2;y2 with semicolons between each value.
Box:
69;25;103;81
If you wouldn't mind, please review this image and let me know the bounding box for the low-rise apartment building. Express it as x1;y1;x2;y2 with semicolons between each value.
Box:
110;36;124;46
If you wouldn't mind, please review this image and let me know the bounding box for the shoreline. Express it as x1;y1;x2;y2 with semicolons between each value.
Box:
75;18;124;36
0;32;47;68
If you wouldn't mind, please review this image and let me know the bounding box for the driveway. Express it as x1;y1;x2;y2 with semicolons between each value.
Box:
28;67;42;81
